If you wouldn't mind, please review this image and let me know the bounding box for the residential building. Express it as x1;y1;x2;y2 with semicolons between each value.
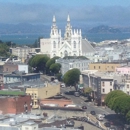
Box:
4;72;40;84
10;46;37;63
0;95;31;114
40;15;95;58
116;66;130;75
56;58;91;75
26;82;60;108
81;70;124;105
89;62;122;72
3;62;28;73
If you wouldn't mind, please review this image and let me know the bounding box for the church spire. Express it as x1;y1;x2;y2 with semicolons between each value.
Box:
53;15;56;23
67;14;70;22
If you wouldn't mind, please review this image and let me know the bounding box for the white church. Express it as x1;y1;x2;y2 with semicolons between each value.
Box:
40;15;95;58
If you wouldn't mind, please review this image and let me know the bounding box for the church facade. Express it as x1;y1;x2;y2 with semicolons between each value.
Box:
40;15;95;58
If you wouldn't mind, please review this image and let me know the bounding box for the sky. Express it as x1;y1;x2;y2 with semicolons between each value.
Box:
0;0;130;27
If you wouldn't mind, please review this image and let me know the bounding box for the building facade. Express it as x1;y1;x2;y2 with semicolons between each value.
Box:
56;58;91;75
10;46;36;63
40;15;95;58
0;95;31;114
81;70;124;105
89;62;121;72
26;83;60;108
3;62;28;73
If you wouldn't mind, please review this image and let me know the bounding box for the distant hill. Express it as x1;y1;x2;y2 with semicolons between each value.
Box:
88;25;121;33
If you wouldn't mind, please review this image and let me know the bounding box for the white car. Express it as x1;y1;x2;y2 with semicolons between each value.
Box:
60;83;66;88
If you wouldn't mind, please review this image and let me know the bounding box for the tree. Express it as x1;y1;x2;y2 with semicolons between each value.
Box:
50;63;61;75
63;68;81;90
46;56;60;74
105;90;130;123
84;87;93;94
29;54;50;73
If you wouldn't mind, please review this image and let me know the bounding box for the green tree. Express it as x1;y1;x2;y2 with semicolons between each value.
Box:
46;56;60;74
50;63;61;75
63;68;81;90
84;87;93;94
29;54;50;73
126;110;130;123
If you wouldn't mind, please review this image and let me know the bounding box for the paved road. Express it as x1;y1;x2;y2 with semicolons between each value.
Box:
61;87;115;116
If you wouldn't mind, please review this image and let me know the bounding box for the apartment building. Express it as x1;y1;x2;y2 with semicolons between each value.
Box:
81;70;124;105
10;46;36;63
89;62;121;72
56;58;91;75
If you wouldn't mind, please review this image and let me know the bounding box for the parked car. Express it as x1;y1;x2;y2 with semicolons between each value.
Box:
82;106;87;109
108;127;117;130
96;114;104;121
104;122;111;127
60;83;66;88
90;111;96;115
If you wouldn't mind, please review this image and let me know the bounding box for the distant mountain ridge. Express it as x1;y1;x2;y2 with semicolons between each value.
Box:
88;25;121;33
0;23;130;34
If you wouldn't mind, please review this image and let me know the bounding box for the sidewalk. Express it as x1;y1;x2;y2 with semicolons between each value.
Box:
88;114;107;130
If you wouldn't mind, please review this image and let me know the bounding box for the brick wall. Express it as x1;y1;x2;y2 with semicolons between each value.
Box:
0;95;31;114
3;63;18;73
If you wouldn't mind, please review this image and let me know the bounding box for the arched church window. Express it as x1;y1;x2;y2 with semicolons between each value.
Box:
53;41;56;48
74;41;76;48
64;50;68;57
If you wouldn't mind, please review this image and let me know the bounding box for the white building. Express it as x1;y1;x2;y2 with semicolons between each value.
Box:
40;15;95;58
56;58;91;75
10;46;37;63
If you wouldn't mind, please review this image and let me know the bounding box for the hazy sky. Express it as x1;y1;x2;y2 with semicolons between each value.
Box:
0;0;130;27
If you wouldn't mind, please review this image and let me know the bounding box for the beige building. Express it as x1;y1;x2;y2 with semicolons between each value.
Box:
10;46;36;63
26;83;60;108
89;62;121;72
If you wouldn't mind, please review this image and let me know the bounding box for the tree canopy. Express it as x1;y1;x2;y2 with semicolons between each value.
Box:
29;54;50;73
63;68;81;89
105;90;130;123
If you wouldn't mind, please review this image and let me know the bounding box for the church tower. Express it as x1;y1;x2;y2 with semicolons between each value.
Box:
50;15;61;58
64;14;72;41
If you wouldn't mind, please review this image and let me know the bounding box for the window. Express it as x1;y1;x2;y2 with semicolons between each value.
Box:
102;82;104;86
127;84;129;88
111;66;113;69
99;66;100;69
110;89;112;92
94;66;96;69
74;41;76;48
110;82;112;86
53;41;56;48
102;88;105;92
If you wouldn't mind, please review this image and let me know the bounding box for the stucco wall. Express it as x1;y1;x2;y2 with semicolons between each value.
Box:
89;63;120;72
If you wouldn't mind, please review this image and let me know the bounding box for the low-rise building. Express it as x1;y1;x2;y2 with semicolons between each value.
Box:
0;95;31;114
56;58;91;75
26;82;60;108
3;62;28;73
89;62;122;72
4;72;40;84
